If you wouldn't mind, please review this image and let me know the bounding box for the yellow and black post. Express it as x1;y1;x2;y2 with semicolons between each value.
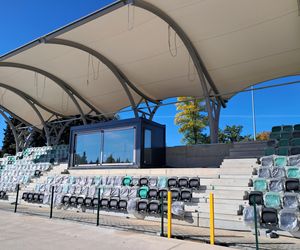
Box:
209;192;215;245
167;191;172;239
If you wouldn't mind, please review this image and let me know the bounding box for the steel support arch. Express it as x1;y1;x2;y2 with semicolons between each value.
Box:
0;62;94;124
0;86;50;145
0;82;67;118
0;109;20;153
130;0;224;143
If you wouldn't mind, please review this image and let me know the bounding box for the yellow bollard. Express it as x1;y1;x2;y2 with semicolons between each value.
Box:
167;191;172;239
209;192;215;245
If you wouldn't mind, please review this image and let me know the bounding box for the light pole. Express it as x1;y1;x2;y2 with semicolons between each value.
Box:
251;85;257;141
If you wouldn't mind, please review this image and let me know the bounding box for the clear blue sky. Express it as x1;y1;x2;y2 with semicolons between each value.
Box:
0;0;299;147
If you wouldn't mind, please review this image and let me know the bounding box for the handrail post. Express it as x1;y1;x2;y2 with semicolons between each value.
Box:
209;192;215;245
14;184;20;213
160;194;164;237
167;191;172;239
96;187;101;226
50;185;54;218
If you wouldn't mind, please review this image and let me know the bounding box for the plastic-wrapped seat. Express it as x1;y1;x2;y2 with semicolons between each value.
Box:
114;176;123;187
286;166;300;178
258;167;271;179
264;192;281;209
178;177;189;188
285;178;300;192
109;187;120;209
243;206;261;228
148;176;158;187
138;186;149;199
270;167;286;179
119;186;129;210
167;177;177;188
148;200;160;214
274;156;288;167
101;188;111;208
180;189;192;202
139;176;149;186
137;199;148;213
148;187;158;200
260;156;273;167
288;155;300;166
283;192;299;209
157;176;168;188
248;191;264;206
128;187;138;199
189;177;200;189
172;201;185;218
261;207;278;228
253;178;268;192
106;176;115;186
170;188;181;201
131;177;140;186
279;209;299;232
269;178;284;192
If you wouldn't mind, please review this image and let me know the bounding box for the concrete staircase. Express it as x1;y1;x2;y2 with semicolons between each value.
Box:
226;141;267;159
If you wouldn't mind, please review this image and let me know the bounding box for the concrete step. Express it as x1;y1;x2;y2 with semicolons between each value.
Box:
185;203;242;215
218;168;253;175
205;185;253;191
219;174;252;179
193;190;248;200
198;217;247;231
200;178;250;187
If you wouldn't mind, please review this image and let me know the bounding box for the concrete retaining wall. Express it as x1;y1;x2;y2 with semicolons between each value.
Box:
166;143;232;168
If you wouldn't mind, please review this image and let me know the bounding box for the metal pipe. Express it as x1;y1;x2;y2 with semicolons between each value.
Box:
209;192;215;245
251;86;257;141
167;191;172;239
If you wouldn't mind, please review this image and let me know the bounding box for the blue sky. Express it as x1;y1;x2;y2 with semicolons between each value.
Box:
0;0;299;147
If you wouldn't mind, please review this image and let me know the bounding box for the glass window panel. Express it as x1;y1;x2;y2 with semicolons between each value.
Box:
103;128;135;164
74;132;101;165
144;129;152;165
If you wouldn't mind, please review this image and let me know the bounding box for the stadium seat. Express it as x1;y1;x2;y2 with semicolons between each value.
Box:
22;192;28;200
27;193;34;202
157;176;168;188
137;199;148;213
122;176;132;186
178;177;189;188
118;199;128;210
148;176;158;187
279;209;299;232
292;131;300;138
158;188;168;200
288;155;300;166
261;207;278;228
290;138;300;147
264;147;275;156
272;126;282;132
290;147;300;155
282;193;299;209
286;166;300;178
100;198;109;209
38;193;44;203
282;125;293;132
264;192;281;209
268;179;285;192
69;196;77;206
167;177;177;188
253;179;268;192
148;200;160;214
276;147;290;156
92;198;99;207
189;177;200;189
280;132;292;140
77;196;85;206
285;178;300;192
258;167;271;179
160;200;168;214
243;206;260;228
148;187;158;200
84;197;93;208
248;191;264;206
128;187;138;199
269;132;281;140
293;124;300;131
170;188;181;201
270;167;286;178
138;186;149;199
180;189;192;202
33;193;39;202
139;176;149;186
278;139;289;147
109;197;119;209
261;156;274;167
131;177;140;186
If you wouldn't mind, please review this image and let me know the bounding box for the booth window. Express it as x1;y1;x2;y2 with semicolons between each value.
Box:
144;129;152;165
102;128;135;164
74;132;101;166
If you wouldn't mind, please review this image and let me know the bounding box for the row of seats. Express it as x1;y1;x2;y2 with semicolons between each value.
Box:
253;177;299;193
257;166;300;179
260;155;300;167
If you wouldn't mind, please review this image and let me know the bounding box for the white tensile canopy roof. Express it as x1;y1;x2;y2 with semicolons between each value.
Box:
0;0;299;129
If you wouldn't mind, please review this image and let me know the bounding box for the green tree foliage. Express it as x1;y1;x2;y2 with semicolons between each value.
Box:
218;125;252;143
175;97;208;145
1;117;20;157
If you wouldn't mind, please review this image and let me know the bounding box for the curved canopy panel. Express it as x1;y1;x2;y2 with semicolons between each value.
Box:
0;0;299;126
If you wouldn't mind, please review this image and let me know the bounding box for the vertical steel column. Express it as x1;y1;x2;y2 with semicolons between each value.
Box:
251;86;257;141
50;186;55;218
14;184;20;213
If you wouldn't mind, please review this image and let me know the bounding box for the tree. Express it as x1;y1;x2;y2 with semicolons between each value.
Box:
218;125;252;143
175;97;208;145
256;131;270;141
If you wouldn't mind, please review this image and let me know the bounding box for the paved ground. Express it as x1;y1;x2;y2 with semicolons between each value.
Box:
0;210;229;250
0;201;300;249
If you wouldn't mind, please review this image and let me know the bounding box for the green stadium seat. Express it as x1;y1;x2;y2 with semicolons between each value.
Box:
290;138;300;146
282;125;293;132
122;176;132;186
293;124;300;131
272;126;282;132
286;166;300;178
138;186;149;199
253;178;268;192
264;192;281;209
269;132;281;140
292;131;300;138
280;132;292;140
276;147;290;156
265;147;275;156
274;156;288;167
267;140;277;147
290;147;300;155
278;139;289;147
